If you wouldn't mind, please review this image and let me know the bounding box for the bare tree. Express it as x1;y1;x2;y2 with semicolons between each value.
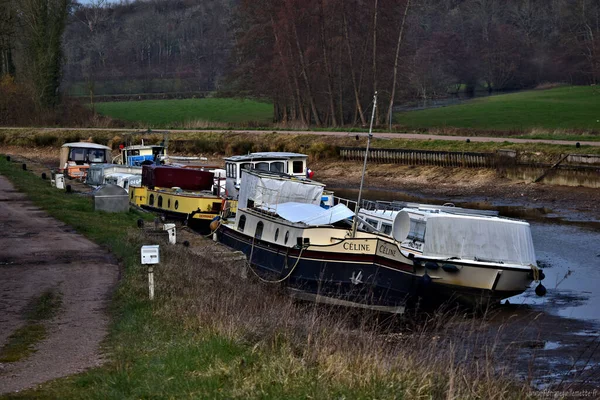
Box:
0;0;16;77
17;0;71;108
386;0;410;128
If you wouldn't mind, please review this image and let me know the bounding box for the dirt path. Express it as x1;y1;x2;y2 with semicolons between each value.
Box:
0;176;118;394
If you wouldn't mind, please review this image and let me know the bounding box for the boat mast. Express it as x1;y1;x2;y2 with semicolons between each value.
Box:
352;92;377;238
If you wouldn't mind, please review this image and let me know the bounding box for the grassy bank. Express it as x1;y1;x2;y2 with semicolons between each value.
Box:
93;98;273;127
1;128;599;167
396;86;600;132
0;156;532;399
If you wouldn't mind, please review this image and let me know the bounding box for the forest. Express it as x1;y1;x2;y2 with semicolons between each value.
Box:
1;0;599;126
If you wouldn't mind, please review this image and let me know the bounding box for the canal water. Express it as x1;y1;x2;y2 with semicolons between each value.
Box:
332;187;600;388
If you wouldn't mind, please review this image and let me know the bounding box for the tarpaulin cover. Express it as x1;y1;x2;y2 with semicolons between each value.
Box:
268;202;354;226
239;170;324;209
422;214;537;266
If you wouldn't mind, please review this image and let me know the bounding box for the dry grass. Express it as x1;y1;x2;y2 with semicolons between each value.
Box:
133;229;533;399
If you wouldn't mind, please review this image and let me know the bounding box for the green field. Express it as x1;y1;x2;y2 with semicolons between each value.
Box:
395;86;600;131
94;98;273;126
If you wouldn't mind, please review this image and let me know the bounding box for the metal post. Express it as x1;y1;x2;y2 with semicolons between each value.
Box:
352;92;377;238
148;266;154;300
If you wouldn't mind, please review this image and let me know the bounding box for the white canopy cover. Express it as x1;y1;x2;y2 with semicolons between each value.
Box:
269;202;354;226
422;214;537;266
239;170;324;209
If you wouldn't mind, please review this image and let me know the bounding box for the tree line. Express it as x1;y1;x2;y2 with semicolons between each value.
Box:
1;0;599;126
231;0;600;126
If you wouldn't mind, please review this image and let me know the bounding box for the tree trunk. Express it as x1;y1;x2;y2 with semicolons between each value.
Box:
372;0;379;124
385;0;410;128
271;17;297;124
319;0;337;127
293;20;321;126
342;8;366;126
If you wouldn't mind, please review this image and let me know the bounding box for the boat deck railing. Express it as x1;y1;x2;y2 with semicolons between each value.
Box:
338;198;500;218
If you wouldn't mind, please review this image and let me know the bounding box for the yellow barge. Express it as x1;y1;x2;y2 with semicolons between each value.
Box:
130;186;237;224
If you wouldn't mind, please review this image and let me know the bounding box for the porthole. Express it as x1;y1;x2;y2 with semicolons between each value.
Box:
149;194;155;206
238;215;246;232
284;231;290;244
158;196;163;207
168;199;171;208
274;228;279;242
175;200;179;210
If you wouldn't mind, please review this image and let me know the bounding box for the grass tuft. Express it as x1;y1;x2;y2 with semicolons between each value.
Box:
0;290;63;363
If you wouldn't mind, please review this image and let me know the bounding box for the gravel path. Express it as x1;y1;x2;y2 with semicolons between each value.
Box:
0;176;118;394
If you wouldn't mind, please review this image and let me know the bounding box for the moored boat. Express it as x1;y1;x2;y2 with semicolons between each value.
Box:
130;165;235;228
59;142;112;180
357;203;546;305
217;169;417;312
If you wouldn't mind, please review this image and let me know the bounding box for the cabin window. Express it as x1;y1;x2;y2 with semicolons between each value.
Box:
284;231;290;244
292;161;304;174
69;148;86;162
124;181;129;190
274;228;279;241
174;200;179;210
366;218;379;229
270;162;284;173
255;221;264;239
240;163;251;172
130;191;134;199
382;224;392;235
238;215;246;232
149;194;155;206
256;162;269;171
167;199;171;208
89;149;106;162
158;196;163;207
408;220;426;242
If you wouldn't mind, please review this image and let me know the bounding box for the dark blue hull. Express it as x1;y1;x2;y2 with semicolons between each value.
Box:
218;226;417;308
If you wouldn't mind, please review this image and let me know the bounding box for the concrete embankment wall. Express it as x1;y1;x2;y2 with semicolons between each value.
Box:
339;147;600;188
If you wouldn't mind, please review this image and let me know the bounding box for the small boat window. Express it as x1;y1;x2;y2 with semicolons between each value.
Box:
174;200;179;210
130;191;134;199
366;218;379;229
256;162;269;171
238;215;246;232
255;221;264;239
240;163;252;172
274;228;279;241
270;162;284;173
149;194;155;206
382;224;392;235
292;161;304;174
408;220;426;242
167;199;171;208
284;231;290;244
158;195;163;207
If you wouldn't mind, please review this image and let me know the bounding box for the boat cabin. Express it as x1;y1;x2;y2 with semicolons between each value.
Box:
117;144;166;167
224;152;309;199
59;142;112;179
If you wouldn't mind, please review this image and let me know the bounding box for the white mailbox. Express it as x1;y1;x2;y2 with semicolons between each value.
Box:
141;245;160;265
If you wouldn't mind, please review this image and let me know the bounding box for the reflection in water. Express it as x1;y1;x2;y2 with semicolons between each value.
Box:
513;223;600;321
